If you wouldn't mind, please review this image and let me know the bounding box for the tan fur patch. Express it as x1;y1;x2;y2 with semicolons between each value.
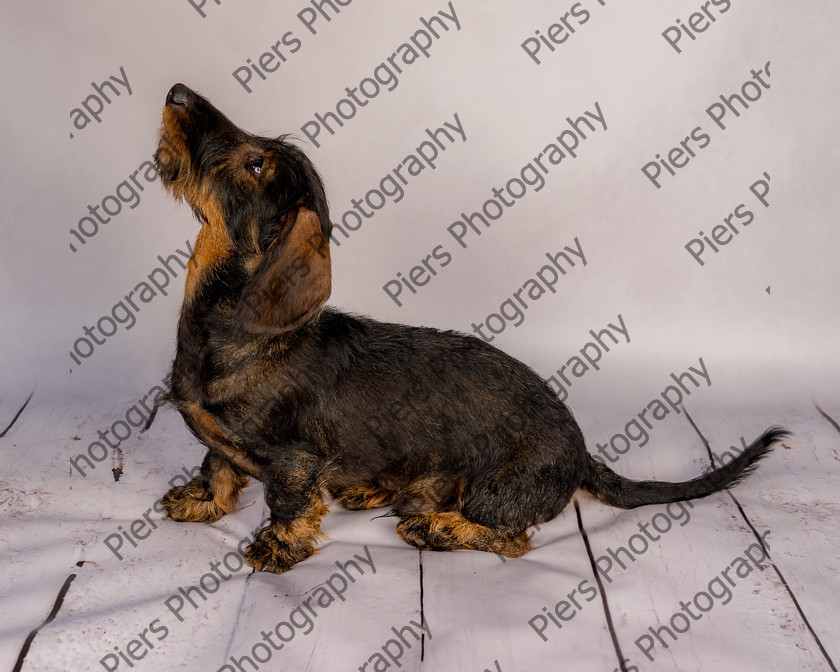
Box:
337;483;397;510
236;206;331;333
394;475;463;514
245;494;329;573
157;110;234;302
184;192;233;301
161;465;249;523
396;511;533;558
183;402;261;477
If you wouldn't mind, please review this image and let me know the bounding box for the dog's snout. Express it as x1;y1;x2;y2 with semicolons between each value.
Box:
166;83;193;107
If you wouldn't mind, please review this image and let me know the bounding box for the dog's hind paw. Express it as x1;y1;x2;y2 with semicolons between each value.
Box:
396;511;532;557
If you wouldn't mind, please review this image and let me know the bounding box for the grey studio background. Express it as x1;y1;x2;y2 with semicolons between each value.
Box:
1;1;839;671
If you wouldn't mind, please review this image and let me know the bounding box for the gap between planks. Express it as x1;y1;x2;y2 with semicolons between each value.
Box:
684;405;838;672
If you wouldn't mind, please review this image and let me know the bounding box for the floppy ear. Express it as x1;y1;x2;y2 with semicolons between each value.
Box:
235;207;331;334
301;156;332;244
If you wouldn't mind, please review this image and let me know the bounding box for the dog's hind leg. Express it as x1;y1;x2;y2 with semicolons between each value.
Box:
395;447;583;557
162;451;250;523
330;482;397;510
393;474;531;557
396;511;532;557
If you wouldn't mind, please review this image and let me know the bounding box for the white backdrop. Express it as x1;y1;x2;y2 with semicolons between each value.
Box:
2;0;838;412
2;3;840;672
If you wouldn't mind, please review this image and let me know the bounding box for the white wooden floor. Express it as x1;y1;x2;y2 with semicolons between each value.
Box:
1;395;838;672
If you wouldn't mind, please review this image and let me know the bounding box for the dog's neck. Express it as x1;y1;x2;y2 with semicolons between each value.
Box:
169;252;309;407
168;242;239;406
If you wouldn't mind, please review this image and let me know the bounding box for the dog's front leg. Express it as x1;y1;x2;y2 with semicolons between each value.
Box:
162;450;250;523
245;443;330;574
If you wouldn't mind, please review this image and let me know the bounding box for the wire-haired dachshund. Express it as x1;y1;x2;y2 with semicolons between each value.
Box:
153;83;787;574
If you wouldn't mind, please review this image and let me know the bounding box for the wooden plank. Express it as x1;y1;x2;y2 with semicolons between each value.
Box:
421;502;620;672
570;406;830;671
815;402;840;438
6;403;420;671
220;506;421;672
0;401;105;672
5;399;839;670
0;391;32;440
5;404;258;671
689;405;840;667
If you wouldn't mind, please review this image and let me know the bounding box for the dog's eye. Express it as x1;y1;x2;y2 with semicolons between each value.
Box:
249;159;263;175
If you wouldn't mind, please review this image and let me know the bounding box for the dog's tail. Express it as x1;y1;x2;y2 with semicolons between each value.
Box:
581;426;788;508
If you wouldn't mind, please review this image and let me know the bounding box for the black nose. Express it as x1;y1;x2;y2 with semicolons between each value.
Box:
166;83;192;107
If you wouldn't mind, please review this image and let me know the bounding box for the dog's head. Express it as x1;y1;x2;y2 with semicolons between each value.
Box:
155;83;331;334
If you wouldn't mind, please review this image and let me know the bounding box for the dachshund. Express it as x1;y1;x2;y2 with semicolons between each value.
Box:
154;83;787;573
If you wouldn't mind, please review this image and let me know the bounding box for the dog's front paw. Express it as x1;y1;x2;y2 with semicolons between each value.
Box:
161;478;224;523
245;523;316;574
